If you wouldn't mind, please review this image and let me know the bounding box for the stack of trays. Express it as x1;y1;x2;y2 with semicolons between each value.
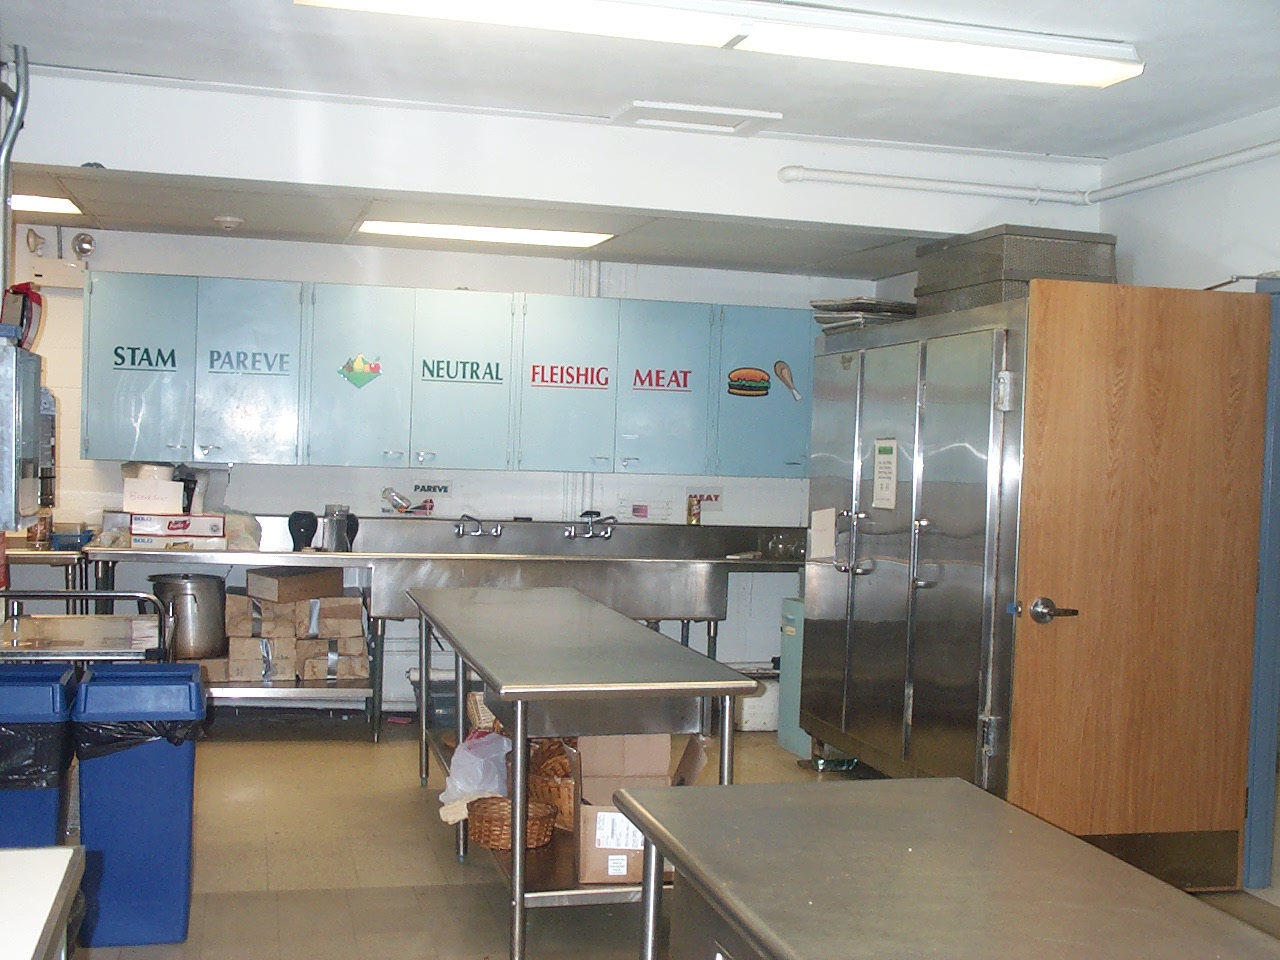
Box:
914;224;1117;316
810;297;916;332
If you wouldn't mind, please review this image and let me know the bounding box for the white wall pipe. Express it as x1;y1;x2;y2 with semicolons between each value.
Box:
776;164;1085;204
779;135;1280;207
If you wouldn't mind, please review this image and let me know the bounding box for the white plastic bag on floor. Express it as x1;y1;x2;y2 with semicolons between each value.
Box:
439;730;511;824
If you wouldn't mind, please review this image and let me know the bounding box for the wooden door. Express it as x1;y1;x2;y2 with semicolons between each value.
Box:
1007;280;1270;886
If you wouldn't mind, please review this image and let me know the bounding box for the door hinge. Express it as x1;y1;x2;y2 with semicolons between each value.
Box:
980;715;1003;758
995;370;1018;412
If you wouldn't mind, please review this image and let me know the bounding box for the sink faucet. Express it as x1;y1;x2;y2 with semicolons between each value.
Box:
454;514;502;538
564;510;617;540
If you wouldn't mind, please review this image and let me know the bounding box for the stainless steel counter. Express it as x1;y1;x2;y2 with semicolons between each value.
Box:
614;778;1280;960
408;586;759;960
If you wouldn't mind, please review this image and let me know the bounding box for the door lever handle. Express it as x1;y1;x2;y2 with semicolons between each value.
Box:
1029;597;1079;624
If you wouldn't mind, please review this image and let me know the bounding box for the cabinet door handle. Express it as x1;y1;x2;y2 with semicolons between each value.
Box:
621;457;640;467
165;443;188;451
383;450;405;459
591;455;611;462
785;460;803;466
416;451;437;462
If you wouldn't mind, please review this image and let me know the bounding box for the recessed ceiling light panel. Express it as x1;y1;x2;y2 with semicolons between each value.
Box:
612;100;783;136
359;220;613;248
11;194;82;215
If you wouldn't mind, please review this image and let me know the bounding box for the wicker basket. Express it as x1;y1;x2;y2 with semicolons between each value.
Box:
467;797;556;850
466;691;502;733
529;770;577;831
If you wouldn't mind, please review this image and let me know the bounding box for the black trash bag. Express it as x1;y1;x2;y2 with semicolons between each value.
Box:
73;719;208;762
0;722;73;789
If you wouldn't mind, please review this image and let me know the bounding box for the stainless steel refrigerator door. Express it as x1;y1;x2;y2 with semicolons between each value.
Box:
846;341;922;763
906;330;1002;779
801;350;861;735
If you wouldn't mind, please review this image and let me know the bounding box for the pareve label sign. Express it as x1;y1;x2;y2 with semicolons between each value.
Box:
206;349;292;376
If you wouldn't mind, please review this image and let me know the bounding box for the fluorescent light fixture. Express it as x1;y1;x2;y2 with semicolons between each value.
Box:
296;0;747;47
295;0;1143;88
359;220;613;248
11;194;82;215
735;17;1145;88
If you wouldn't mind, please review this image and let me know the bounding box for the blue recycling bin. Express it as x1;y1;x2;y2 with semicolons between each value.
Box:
0;664;75;847
73;663;205;947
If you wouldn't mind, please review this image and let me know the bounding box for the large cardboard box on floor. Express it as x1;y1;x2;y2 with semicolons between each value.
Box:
245;566;344;603
294;595;365;639
576;737;706;884
225;591;299;638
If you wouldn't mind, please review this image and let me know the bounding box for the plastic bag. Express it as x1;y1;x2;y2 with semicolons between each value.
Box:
0;722;72;789
439;730;511;823
73;719;207;762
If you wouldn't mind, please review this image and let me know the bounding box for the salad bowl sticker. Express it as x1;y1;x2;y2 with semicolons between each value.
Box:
339;353;382;388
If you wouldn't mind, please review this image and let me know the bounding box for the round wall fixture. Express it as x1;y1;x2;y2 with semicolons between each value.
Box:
213;215;244;231
71;232;95;260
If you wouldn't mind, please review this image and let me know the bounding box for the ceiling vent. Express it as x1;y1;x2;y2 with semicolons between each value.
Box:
611;100;782;137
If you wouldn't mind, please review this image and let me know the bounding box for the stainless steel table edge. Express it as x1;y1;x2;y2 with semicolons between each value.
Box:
616;786;795;960
28;844;85;960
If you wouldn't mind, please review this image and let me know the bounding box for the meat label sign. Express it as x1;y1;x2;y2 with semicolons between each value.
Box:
529;365;610;388
632;369;692;392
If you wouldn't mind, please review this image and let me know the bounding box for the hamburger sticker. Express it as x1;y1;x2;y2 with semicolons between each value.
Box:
727;366;770;397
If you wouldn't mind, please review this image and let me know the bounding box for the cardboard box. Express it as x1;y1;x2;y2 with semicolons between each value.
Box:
130;513;226;537
131;535;228;551
196;658;228;683
225;592;297;636
295;596;365;638
246;566;344;603
228;655;295;682
580;775;670;807
295;637;366;662
576;737;706;885
577;734;672;778
122;478;184;514
300;655;369;681
228;635;296;662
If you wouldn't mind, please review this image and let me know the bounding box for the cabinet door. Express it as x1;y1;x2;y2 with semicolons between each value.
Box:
83;272;197;461
194;278;303;464
517;294;620;472
410;290;516;470
714;305;813;477
306;284;415;466
615;300;714;475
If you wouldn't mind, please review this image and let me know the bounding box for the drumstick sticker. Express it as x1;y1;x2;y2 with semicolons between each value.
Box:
774;360;802;401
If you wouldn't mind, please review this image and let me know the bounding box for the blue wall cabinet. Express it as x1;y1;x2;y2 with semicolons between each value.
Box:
194;278;303;464
410;290;517;470
615;299;715;475
517;294;621;472
305;284;416;466
714;305;813;477
83;273;198;462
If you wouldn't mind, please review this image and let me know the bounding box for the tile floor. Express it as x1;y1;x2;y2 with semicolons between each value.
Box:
74;714;826;960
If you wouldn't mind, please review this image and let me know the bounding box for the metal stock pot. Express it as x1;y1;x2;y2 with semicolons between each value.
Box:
148;573;228;660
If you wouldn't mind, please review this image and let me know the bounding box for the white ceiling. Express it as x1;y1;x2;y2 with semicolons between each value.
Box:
6;0;1280;279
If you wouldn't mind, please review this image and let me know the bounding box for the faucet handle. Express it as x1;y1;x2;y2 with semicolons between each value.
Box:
580;510;601;521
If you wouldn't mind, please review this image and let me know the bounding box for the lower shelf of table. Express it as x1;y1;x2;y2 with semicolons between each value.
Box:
207;679;372;702
427;727;662;908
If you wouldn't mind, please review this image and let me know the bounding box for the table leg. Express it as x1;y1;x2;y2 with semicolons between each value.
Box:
62;564;74;614
510;699;528;960
454;652;469;863
368;617;385;743
719;694;735;786
700;620;720;735
92;560;116;613
641;839;664;960
418;614;431;787
679;620;690;647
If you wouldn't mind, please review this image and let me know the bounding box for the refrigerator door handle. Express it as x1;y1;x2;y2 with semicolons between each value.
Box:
833;510;871;574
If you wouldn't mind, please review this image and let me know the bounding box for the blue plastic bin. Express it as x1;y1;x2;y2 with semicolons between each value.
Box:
0;664;75;847
73;663;205;947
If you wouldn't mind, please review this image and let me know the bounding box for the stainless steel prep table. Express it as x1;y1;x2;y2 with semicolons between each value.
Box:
407;586;759;960
614;778;1280;960
5;543;92;613
0;613;161;661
